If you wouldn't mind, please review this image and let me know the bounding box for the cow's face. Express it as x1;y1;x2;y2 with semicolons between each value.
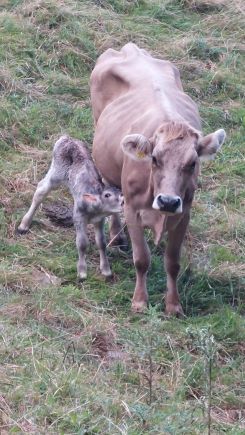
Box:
121;122;226;214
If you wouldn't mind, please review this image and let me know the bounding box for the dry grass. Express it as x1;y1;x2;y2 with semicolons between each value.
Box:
0;0;244;432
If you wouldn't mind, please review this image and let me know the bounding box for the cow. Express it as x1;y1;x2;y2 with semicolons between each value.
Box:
90;43;226;315
18;136;124;280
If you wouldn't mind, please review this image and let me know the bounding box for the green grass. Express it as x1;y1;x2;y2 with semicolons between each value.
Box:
1;0;245;433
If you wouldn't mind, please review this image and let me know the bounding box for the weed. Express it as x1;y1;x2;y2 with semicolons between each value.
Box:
187;327;218;434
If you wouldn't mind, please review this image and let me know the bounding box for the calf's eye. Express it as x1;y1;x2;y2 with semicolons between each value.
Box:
104;193;111;198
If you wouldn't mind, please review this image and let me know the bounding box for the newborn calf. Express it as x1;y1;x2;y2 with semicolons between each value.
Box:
18;136;123;279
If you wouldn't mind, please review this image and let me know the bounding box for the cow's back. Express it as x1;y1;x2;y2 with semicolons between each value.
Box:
91;43;201;187
91;43;181;123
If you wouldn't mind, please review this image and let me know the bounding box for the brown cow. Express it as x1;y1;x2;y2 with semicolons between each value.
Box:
91;43;226;315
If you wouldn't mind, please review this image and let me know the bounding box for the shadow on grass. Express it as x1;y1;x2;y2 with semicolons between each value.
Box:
179;269;245;316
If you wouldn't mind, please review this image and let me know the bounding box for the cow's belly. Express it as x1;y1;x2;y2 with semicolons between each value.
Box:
92;130;124;187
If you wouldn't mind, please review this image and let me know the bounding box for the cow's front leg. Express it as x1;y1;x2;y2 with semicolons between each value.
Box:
94;219;112;277
74;216;88;280
125;207;150;312
164;212;190;316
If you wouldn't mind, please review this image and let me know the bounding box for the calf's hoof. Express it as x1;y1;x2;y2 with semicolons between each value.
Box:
77;272;87;282
131;300;148;313
17;225;29;235
165;303;185;318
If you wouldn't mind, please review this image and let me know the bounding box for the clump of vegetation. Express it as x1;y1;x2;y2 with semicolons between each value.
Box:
0;0;244;433
188;38;224;61
180;0;226;13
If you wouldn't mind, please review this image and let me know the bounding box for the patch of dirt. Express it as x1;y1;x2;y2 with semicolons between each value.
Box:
35;308;82;330
33;268;62;287
0;303;28;320
43;200;74;227
232;342;245;355
212;406;245;428
42;201;101;242
1;266;61;293
185;0;226;13
91;331;129;362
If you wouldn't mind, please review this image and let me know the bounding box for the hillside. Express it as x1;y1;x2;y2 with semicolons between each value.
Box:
0;0;245;433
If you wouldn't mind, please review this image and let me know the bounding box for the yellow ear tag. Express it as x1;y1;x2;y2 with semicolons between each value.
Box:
136;150;146;159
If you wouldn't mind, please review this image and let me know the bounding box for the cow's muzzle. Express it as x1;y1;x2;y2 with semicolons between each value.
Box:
152;194;182;214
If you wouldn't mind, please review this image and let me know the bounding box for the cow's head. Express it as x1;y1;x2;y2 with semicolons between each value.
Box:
121;121;226;214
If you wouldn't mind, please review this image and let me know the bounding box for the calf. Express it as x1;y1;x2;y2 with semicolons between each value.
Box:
18;136;123;279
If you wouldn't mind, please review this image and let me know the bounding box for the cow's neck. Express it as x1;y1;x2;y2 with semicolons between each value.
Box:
137;170;167;245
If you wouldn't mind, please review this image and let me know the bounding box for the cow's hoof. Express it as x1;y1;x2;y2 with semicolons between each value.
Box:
101;269;112;278
165;303;185;318
105;273;114;283
17;225;29;235
102;271;114;282
131;301;148;313
109;235;128;251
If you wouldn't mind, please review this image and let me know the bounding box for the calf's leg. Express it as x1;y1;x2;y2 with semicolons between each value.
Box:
164;213;190;316
18;166;62;233
94;219;112;277
74;216;88;280
125;206;150;312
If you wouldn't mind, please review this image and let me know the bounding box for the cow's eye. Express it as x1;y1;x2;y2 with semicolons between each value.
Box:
152;156;158;166
104;192;111;198
187;161;196;171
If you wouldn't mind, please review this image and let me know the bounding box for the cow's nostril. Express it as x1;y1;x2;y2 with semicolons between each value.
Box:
157;195;165;206
173;198;181;208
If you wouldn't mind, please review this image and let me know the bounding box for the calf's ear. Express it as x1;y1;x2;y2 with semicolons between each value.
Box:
197;129;226;160
121;134;153;161
82;193;100;203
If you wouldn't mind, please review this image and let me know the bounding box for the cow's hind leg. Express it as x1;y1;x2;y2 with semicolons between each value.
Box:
18;165;62;234
94;219;112;277
109;213;127;249
164;213;190;316
125;207;150;312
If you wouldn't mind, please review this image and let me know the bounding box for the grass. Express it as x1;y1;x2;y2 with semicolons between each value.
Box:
0;0;245;433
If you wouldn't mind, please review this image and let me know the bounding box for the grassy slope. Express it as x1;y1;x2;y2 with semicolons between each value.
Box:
0;0;245;433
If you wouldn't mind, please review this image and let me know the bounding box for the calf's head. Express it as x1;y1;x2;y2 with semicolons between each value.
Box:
121;121;226;214
82;186;124;216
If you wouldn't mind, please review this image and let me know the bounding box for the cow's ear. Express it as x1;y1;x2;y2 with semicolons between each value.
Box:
121;134;153;161
197;129;226;160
